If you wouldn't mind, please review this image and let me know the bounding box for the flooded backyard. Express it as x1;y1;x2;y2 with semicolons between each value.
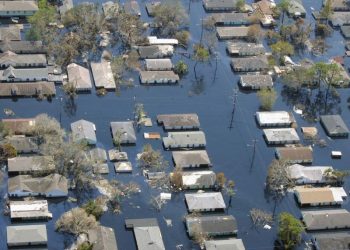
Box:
1;0;350;249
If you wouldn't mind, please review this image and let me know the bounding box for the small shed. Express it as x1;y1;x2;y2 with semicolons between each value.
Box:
145;59;173;71
93;163;109;174
256;111;295;127
263;128;300;145
320;115;349;137
110;121;136;144
108;150;128;162
287;0;306;17
157;113;200;130
341;25;350;39
7;224;47;247
186;215;237;237
163;131;206;149
124;0;141;16
71;119;97;145
139;71;179;84
114;161;132;173
89;147;108;163
185;192;226;212
239;75;273;90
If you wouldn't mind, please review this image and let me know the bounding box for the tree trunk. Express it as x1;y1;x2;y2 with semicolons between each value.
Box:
212;55;218;83
281;11;285;26
194;61;199;80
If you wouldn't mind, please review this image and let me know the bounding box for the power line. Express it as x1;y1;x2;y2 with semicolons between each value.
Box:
228;87;239;130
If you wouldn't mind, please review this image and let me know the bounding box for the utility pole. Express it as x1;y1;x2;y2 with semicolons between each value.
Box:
228;88;238;130
247;139;258;170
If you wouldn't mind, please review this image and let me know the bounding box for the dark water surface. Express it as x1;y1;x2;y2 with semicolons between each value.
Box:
1;0;350;249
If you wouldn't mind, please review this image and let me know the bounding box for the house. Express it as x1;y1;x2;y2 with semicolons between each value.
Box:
93;163;109;174
0;51;47;68
124;0;141;16
4;135;39;153
2;118;35;135
252;0;276;16
138;45;174;59
145;2;160;16
66;63;93;91
0;81;56;97
256;111;295;127
102;1;118;19
185;192;226;212
324;0;350;11
90;62;116;90
302;209;350;230
341;25;350;39
330;12;350;26
8;173;68;198
312;232;350;250
125;218;165;250
287;0;306;17
139;71;179;84
110;121;136;144
148;36;178;45
211;13;250;26
145;59;173;71
89;148;108;163
263;128;300;145
109;150;128;162
7;224;47;247
163;131;206;149
157;113;200;130
231;56;269;72
87;226;118;250
320;115;349;137
0;26;20;41
10;200;52;221
115;161;132;173
172;150;212;168
205;239;245;250
0;40;46;54
0;1;38;17
181;171;216;189
71;119;97;145
0;66;48;82
216;26;249;39
227;42;265;56
239;75;273;89
7;156;55;175
301;127;318;138
186;215;237;237
203;0;237;12
275;146;313;164
288;164;333;184
294;186;347;206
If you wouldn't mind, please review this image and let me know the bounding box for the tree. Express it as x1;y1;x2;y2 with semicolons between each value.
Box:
289;19;312;48
282;66;315;91
271;41;294;65
134;103;146;127
77;242;93;250
257;88;277;111
277;0;290;25
31;114;65;145
246;24;263;42
113;130;123;151
63;81;78;99
175;30;190;47
319;0;333;20
153;0;189;37
138;144;168;170
278;212;304;250
125;50;141;70
216;172;227;189
192;43;210;79
83;199;104;220
191;223;210;248
236;0;246;12
170;167;183;190
0;143;17;163
174;61;189;77
225;180;235;208
323;168;349;185
56;207;98;235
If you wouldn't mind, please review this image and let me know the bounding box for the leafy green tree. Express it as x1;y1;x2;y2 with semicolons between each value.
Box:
0;143;17;163
175;30;190;47
271;41;294;64
134;103;146;126
193;44;210;79
138;144;168;171
320;0;333;20
236;0;246;12
247;24;263;42
257;88;277;111
174;61;189;76
282;66;315;91
323;168;349;185
77;242;93;250
278;212;304;250
83;199;104;220
277;0;290;25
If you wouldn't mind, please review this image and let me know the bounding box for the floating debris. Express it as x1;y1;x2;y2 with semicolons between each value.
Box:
4;108;15;116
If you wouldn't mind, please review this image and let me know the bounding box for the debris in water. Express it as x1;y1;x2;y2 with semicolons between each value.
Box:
4;108;14;116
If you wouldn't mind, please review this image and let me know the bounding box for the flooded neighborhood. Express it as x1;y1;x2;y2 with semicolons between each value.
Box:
1;0;350;249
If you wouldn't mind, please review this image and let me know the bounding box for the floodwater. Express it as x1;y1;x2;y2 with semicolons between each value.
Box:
1;0;350;249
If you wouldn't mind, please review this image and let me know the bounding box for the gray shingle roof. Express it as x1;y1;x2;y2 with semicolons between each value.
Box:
90;62;116;89
0;1;38;12
0;81;55;97
0;26;20;41
313;232;350;250
185;192;226;211
7;156;55;174
88;226;118;250
302;209;350;230
231;56;269;72
7;224;47;246
139;71;179;84
67;63;93;90
0;51;47;67
145;59;173;71
320;115;349;137
205;239;246;250
227;42;265;56
0;40;46;54
157;113;200;130
186;215;237;237
172;150;211;168
163;131;206;149
71;119;97;144
110;121;136;144
0;66;49;81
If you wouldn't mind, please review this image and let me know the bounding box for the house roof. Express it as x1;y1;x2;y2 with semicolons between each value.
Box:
0;40;46;54
0;26;21;41
138;45;174;58
140;71;179;83
320;115;349;136
157;113;200;130
110;121;136;144
8;156;55;173
90;62;116;89
330;12;350;26
145;2;161;16
67;63;92;90
186;215;237;236
0;81;55;97
2;118;35;135
185;192;226;211
239;75;273;89
288;0;306;15
0;51;47;66
256;111;295;127
216;26;249;39
252;0;275;16
182;171;216;187
326;0;350;10
4;135;39;153
302;209;350;230
295;187;347;205
203;0;237;10
211;12;249;24
0;66;49;81
0;1;38;12
288;164;333;183
231;56;269;71
341;25;350;38
7;224;47;245
275;146;313;163
71;119;97;144
205;239;245;250
124;0;141;16
89;147;107;163
147;36;178;45
227;42;265;55
313;232;350;250
10;200;51;220
172;150;211;168
145;59;173;70
263;128;300;143
8;174;68;197
88;226;118;250
125;218;165;250
163;131;206;148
